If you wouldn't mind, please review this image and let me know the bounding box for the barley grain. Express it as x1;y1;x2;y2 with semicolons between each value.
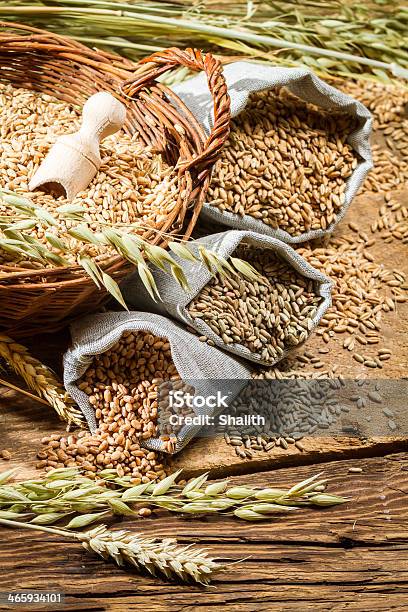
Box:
297;234;405;369
0;83;176;268
188;243;323;365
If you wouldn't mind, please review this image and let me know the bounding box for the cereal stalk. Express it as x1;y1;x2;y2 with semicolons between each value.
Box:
0;334;84;426
0;518;225;585
2;1;407;81
0;377;51;407
0;467;347;524
0;190;256;307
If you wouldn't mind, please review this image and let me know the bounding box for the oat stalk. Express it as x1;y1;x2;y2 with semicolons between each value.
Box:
0;190;257;306
2;1;408;82
0;517;225;585
0;468;347;525
0;334;83;426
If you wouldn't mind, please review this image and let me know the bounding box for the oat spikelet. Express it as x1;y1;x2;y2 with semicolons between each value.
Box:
0;333;83;426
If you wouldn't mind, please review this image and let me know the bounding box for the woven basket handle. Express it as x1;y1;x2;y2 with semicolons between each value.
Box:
120;48;230;173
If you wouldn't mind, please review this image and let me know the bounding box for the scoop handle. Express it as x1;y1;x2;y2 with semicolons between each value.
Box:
28;92;127;199
79;91;127;143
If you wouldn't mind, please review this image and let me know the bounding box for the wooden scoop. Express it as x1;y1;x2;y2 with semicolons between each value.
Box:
29;92;127;200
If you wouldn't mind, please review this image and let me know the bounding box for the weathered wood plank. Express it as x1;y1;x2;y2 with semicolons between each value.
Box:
1;383;406;481
0;453;407;611
171;435;408;478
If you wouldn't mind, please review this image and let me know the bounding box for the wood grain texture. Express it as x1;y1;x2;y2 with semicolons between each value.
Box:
0;453;407;611
1;378;407;482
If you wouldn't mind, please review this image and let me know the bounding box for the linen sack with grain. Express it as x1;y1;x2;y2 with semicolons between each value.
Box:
122;230;332;366
63;311;251;453
173;62;373;244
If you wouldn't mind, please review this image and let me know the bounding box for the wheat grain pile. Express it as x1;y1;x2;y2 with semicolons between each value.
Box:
38;331;183;481
188;243;323;364
338;79;408;193
0;83;176;268
207;87;358;236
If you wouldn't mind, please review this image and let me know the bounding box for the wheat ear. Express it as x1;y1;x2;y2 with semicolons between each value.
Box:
0;334;84;426
0;518;226;585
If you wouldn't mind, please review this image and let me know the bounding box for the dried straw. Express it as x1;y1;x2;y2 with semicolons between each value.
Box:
0;334;83;426
3;1;407;81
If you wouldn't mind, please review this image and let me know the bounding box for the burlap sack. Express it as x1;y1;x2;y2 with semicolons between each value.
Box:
173;62;373;244
122;230;332;366
63;311;251;453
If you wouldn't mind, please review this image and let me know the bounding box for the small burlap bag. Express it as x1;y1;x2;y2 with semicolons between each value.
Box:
63;311;251;453
173;62;373;244
122;230;332;366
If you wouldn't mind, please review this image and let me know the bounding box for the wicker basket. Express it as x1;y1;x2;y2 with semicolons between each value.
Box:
0;22;230;338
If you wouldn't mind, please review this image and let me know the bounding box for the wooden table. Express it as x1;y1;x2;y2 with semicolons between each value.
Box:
1;187;407;610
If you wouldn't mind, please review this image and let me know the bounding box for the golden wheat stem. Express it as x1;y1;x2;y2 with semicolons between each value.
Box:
0;334;84;426
0;377;50;407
